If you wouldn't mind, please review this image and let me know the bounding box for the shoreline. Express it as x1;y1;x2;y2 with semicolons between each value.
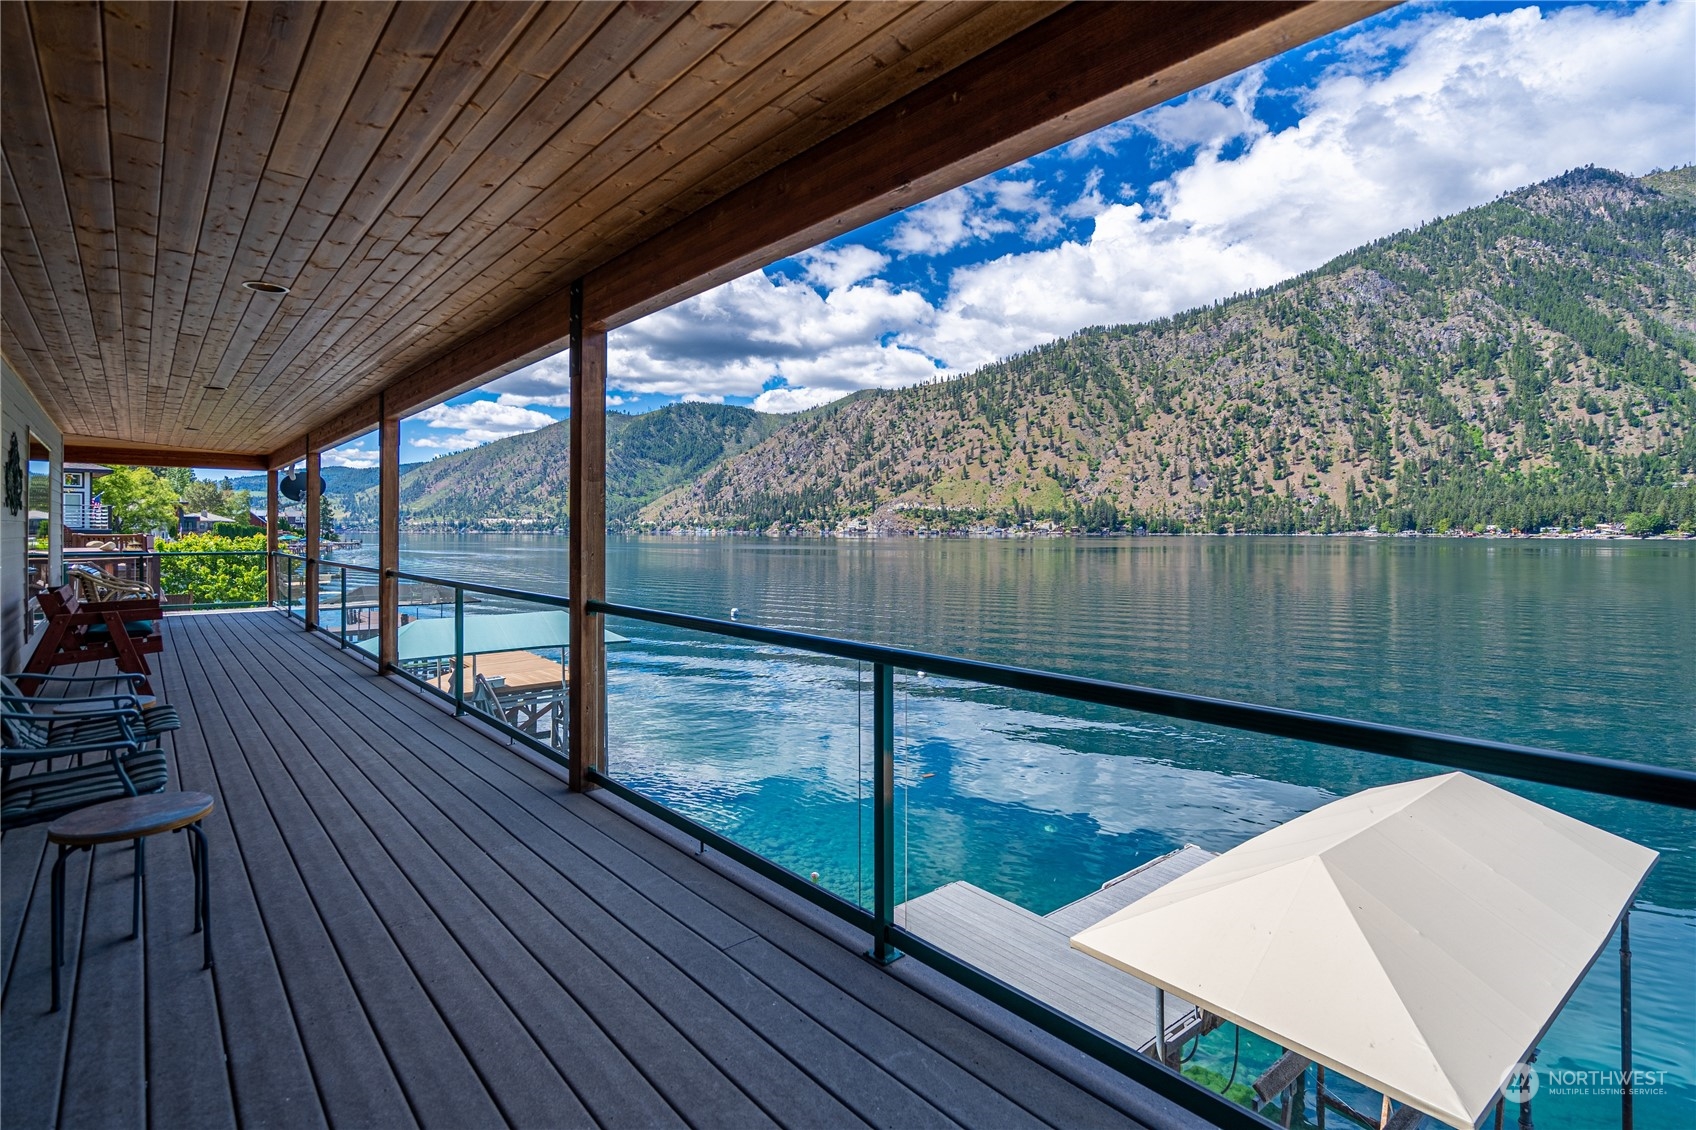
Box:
346;526;1696;542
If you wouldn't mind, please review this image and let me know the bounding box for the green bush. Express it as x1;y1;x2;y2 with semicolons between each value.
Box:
1622;511;1665;537
157;532;268;605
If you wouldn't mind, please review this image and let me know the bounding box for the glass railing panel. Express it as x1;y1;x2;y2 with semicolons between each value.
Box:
603;617;874;910
311;562;345;643
156;551;269;608
282;555;307;618
454;587;570;751
331;562;382;646
885;671;1695;1127
381;576;454;695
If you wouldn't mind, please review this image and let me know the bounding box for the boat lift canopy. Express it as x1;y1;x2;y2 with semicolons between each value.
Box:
1071;773;1657;1128
356;610;627;661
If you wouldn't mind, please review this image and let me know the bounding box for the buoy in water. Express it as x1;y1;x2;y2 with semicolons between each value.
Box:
810;871;820;883
730;607;740;619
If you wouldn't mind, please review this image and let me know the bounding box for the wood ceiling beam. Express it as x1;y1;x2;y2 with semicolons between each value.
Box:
63;439;270;471
293;0;1391;452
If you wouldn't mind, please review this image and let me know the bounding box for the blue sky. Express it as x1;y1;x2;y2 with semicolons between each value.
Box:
313;0;1695;469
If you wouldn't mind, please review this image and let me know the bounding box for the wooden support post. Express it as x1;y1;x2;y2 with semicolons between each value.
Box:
568;280;606;791
378;402;400;673
265;464;279;604
303;447;321;630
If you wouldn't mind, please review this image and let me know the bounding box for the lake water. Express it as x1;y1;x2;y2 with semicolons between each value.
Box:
336;533;1695;1129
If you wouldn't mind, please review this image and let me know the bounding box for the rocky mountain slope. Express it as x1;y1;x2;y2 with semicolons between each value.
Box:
641;166;1696;534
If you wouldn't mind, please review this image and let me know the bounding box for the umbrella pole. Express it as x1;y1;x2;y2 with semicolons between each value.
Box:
1620;907;1633;1130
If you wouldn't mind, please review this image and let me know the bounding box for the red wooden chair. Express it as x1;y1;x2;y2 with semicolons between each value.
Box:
20;584;165;696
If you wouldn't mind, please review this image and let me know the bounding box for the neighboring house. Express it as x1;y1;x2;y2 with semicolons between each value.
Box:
178;510;235;534
61;462;111;531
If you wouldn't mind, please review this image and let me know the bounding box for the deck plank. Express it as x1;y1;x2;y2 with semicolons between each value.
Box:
567;796;1158;1130
3;610;1163;1130
168;616;414;1129
173;614;501;1129
142;615;240;1130
0;845;91;1128
58;834;146;1130
1;824;47;990
249;612;1150;1130
216;616;862;1129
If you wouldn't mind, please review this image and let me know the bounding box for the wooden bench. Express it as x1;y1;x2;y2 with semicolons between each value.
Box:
20;583;164;696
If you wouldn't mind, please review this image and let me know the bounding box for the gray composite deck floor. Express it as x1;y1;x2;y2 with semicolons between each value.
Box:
2;610;1179;1130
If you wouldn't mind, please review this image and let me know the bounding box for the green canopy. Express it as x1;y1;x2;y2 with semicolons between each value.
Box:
356;609;627;661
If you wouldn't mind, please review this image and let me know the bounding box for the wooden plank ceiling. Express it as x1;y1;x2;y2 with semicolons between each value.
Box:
1;1;1385;464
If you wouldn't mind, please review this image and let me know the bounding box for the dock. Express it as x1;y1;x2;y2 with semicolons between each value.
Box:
897;845;1217;1056
429;649;565;695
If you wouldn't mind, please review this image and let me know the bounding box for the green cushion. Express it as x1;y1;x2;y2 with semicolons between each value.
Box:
1;751;170;826
85;619;156;637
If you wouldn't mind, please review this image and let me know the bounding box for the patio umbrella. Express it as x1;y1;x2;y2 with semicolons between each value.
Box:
1071;773;1657;1128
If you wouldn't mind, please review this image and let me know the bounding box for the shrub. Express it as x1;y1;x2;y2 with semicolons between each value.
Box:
157;532;268;605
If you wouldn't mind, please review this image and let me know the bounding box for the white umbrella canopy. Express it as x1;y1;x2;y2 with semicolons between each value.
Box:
1071;773;1657;1128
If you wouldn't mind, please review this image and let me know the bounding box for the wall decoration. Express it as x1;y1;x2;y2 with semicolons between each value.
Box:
4;432;23;516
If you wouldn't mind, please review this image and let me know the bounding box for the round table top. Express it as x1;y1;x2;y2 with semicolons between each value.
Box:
47;791;214;846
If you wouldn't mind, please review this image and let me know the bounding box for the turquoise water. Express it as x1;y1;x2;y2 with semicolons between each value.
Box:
341;534;1695;1129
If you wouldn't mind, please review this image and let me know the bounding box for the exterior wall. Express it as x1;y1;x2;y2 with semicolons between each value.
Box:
1;359;63;672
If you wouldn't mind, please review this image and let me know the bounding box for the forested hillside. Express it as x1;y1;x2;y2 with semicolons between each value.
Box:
340;402;784;528
644;166;1696;534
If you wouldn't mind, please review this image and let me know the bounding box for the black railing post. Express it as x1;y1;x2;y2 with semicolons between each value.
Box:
453;588;465;715
869;662;900;965
1621;908;1633;1130
339;567;349;648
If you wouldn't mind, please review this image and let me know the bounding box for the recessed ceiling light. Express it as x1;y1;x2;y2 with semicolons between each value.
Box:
241;280;289;294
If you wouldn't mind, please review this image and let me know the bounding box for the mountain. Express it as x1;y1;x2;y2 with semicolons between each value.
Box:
642;167;1696;534
340;402;785;528
228;465;406;505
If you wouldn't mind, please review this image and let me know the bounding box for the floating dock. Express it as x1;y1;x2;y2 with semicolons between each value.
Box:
896;844;1216;1055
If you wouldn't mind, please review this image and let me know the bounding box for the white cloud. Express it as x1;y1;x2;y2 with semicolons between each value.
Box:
487;354;571;407
885;177;1076;257
1137;67;1269;153
608;270;939;402
321;445;379;470
751;386;848;414
410;401;558;452
797;244;889;289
